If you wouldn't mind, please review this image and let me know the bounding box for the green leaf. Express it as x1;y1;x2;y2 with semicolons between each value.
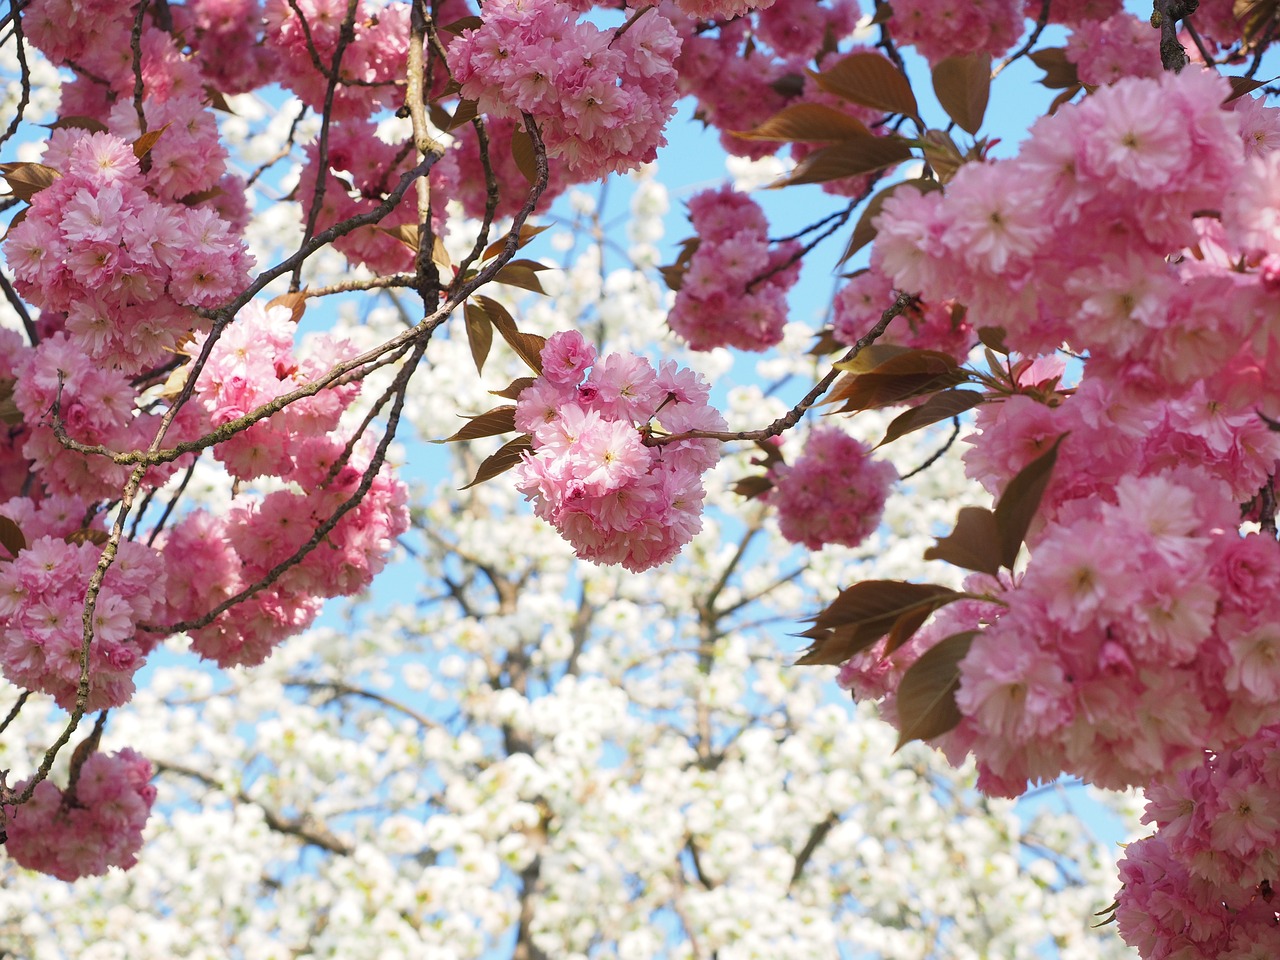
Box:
877;389;983;447
0;515;26;560
895;631;976;749
464;301;494;375
992;433;1067;569
437;405;517;443
839;177;941;264
736;103;874;142
931;54;991;136
808;52;920;118
796;581;961;665
924;506;1002;576
461;435;533;489
777;136;912;187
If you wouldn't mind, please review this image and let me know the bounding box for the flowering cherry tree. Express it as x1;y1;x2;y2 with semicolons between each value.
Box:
2;0;1280;954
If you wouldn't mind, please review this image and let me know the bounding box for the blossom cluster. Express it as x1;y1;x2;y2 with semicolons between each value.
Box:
448;0;682;182
513;332;726;571
1114;722;1280;958
887;0;1023;65
4;131;251;375
263;0;410;120
158;305;410;668
0;536;166;712
767;426;897;551
831;267;973;360
4;749;156;882
667;188;801;352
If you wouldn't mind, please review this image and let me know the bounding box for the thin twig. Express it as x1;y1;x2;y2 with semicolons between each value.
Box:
646;291;915;447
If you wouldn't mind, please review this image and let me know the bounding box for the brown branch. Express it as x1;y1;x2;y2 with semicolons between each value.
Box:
994;0;1051;77
287;679;440;731
788;812;838;890
157;760;354;855
0;269;37;346
0;0;31;151
291;0;362;292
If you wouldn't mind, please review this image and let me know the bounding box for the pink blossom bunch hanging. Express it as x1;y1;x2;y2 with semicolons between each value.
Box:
513;332;725;572
888;0;1024;65
3;749;156;882
0;537;166;712
667;187;801;352
447;0;682;181
767;427;897;551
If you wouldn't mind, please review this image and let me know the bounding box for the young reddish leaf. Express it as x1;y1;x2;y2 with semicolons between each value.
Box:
432;235;453;273
464;301;494;375
895;631;977;749
0;382;21;426
920;129;965;183
777;136;912;187
993;433;1067;569
179;186;226;206
833;343;914;375
735;103;874;142
1047;84;1085;116
441;14;484;33
808;52;920;119
446;99;480;131
494;260;548;295
808;328;844;356
1224;75;1277;103
65;528;110;546
203;86;236;113
877;389;983;447
437;405;517;443
44;116;110;133
923;506;1002;576
0;515;26;559
491;376;536;401
732;474;775;500
884;605;935;654
796;581;961;665
0;162;60;202
1028;48;1079;89
977;325;1009;354
379;223;420;252
839;177;942;264
481;224;550;262
132;122;172;160
267;291;308;324
826;349;968;413
511;125;537;183
461;435;533;489
931;54;991;135
1237;0;1280;46
475;296;545;374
